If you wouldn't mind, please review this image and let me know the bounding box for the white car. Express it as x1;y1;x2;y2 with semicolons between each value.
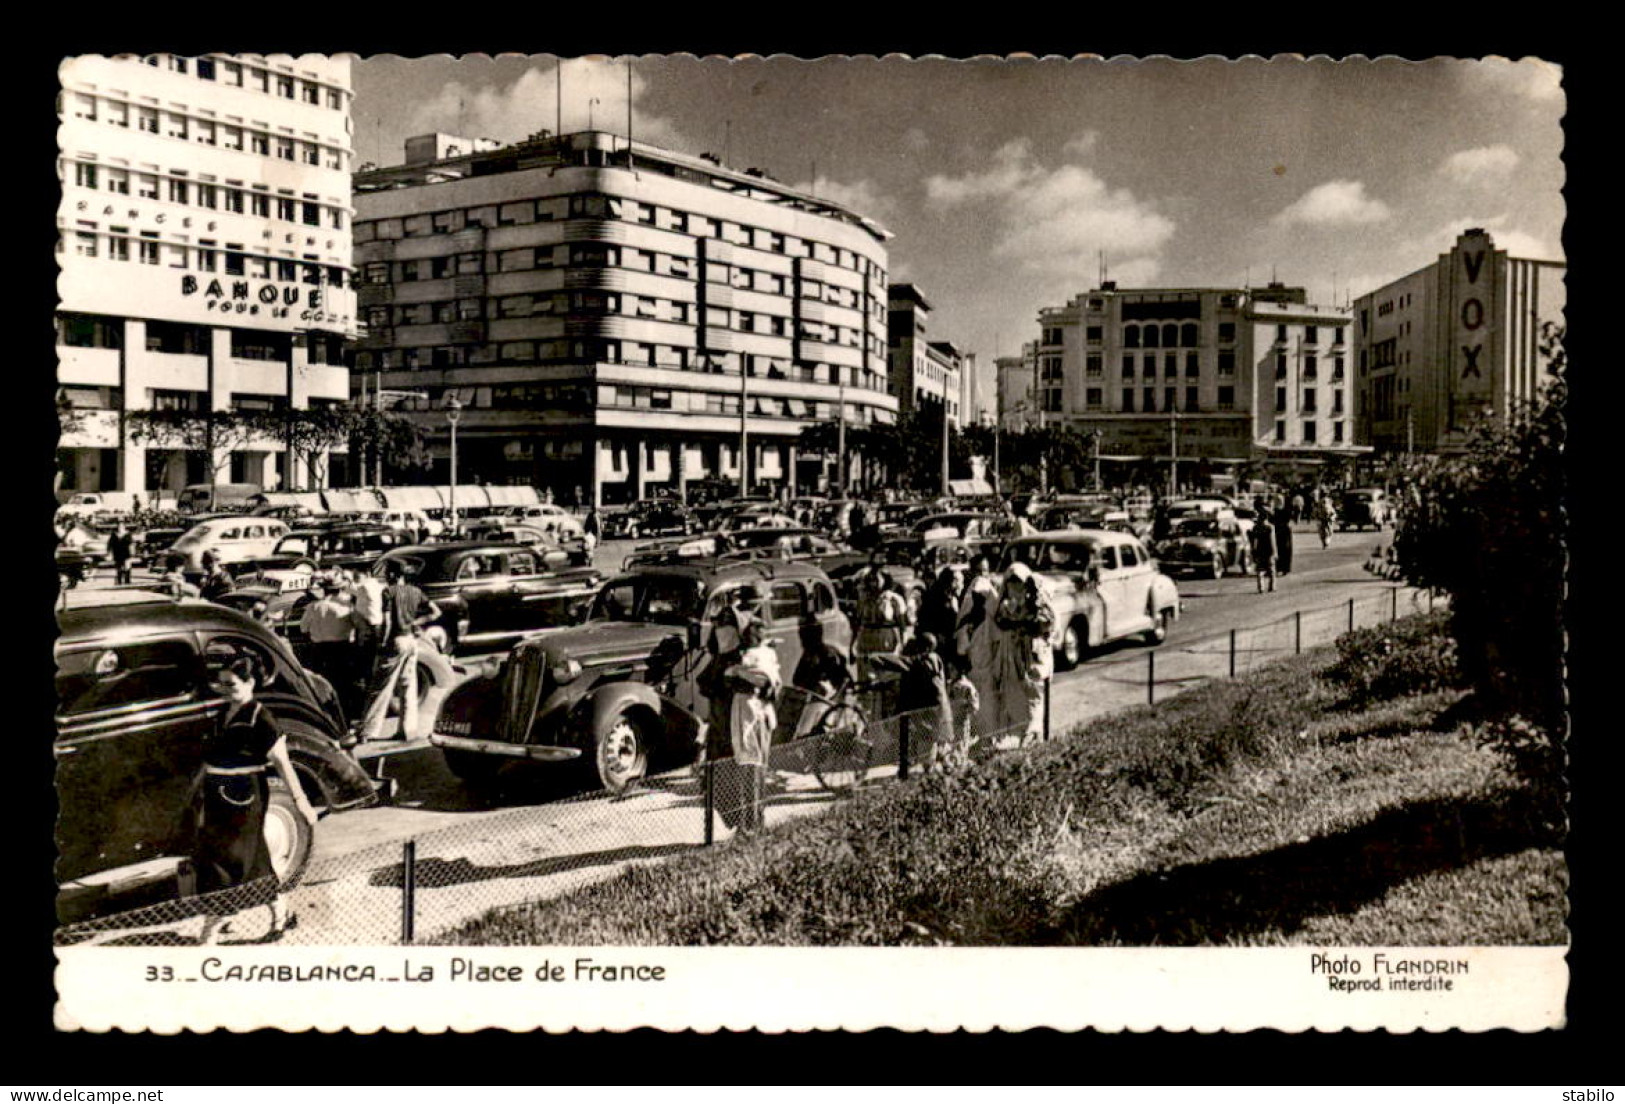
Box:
358;509;445;538
499;503;586;539
168;517;292;575
55;491;141;524
999;529;1182;669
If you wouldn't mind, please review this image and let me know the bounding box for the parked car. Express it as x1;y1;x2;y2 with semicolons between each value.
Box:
1000;530;1181;669
56;543;90;589
355;508;445;539
249;503;321;522
369;543;602;654
497;503;585;540
463;520;590;565
602;500;697;540
229;524;414;579
53;596;386;921
431;557;851;793
167;517;293;576
55;491;142;524
879;512;1016;566
176;482;262;515
1339;488;1391;531
1154;515;1252;579
715;506;799;534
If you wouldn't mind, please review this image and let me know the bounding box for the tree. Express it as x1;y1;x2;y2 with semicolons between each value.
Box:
348;405;432;483
1391;322;1566;742
124;408;269;481
56;390;86;437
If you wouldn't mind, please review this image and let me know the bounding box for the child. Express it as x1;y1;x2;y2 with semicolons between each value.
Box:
725;619;781;833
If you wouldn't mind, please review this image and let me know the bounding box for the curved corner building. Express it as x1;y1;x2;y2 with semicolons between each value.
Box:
352;130;898;506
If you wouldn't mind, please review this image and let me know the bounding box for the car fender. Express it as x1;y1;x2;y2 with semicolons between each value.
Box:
580;681;701;763
1149;574;1181;619
1069;585;1108;647
279;721;381;811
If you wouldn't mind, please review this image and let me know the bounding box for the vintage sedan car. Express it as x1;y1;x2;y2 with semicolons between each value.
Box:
602;499;697;540
431;557;851;794
53;596;386;921
497;503;585;540
879;512;1017;566
167;516;292;576
56;543;91;588
714;505;799;533
1339;488;1391;531
369;543;602;654
1000;529;1181;669
229;524;413;579
1154;515;1252;579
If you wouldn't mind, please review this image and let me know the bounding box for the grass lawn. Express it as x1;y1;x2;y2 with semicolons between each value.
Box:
440;615;1566;947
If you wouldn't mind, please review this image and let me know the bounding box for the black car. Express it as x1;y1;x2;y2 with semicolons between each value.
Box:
370;543;603;654
603;500;697;540
54;596;385;922
229;524;414;578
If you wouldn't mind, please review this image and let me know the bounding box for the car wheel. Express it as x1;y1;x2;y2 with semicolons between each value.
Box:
264;775;317;890
1144;608;1173;646
595;709;650;794
1057;619;1084;671
1210;553;1225;580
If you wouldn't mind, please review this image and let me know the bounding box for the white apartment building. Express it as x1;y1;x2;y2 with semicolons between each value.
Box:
56;53;356;497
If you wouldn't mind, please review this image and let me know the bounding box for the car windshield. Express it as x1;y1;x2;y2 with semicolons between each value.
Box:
1005;540;1096;572
1172;519;1220;538
373;553;431;580
590;575;702;625
273;536;311;556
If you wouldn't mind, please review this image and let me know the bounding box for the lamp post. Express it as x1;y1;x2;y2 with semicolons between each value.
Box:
1169;399;1180;498
446;396;462;535
836;371;846;496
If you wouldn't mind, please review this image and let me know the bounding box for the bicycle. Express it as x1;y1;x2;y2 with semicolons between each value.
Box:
800;678;893;794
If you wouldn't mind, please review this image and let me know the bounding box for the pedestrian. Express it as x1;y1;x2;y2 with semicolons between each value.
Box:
896;631;955;770
583;507;601;559
1251;513;1278;593
378;559;443;738
853;567;911;685
198;551;234;602
1314;494;1337;549
345;567;387;703
789;619;854;740
986;563;1055;745
724;617;780;834
697;586;758;827
107;523;134;586
1273;503;1294;575
298;578;356;716
1290;491;1305;524
917;563;965;666
193;655;318;943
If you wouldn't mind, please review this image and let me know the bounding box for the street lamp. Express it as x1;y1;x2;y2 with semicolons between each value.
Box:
446;396;462;535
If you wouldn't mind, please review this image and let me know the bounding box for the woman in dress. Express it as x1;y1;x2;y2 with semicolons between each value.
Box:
988;562;1057;745
195;656;318;943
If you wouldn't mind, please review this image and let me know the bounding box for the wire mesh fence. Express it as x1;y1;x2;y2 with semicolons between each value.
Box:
54;583;1444;947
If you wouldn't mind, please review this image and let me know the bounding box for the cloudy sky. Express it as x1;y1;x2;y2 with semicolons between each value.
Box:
351;55;1565;368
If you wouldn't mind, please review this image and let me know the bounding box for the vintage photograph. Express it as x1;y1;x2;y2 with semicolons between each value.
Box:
51;52;1567;1030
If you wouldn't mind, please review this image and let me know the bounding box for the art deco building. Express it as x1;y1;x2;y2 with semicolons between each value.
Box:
886;283;963;426
56;53;357;496
1032;282;1362;482
351;131;897;505
1351;228;1566;454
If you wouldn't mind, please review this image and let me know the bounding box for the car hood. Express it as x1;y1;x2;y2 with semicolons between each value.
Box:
517;619;685;667
1161;536;1222;552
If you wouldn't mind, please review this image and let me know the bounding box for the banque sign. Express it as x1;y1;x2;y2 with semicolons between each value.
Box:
180;274;349;328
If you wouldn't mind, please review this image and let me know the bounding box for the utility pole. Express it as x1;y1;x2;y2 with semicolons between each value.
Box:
940;396;950;498
1170;399;1180;497
738;360;749;496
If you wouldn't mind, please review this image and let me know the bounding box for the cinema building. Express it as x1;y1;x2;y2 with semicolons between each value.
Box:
1032;282;1363;486
351;131;898;506
56;53;357;497
1351;228;1566;454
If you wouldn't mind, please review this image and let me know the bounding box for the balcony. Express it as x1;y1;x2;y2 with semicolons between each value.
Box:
56;345;120;386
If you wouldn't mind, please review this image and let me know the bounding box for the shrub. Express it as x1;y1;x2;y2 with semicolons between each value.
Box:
1472;715;1565;829
1327;612;1462;705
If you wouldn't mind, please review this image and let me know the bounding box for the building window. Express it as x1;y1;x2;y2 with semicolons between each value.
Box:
106;101;128;128
195;246;215;271
1302;421;1317;444
1121;355;1134;378
1275;420;1286;443
107;232;128;261
1332;390;1345;414
1275;387;1287;413
138;233;160;265
1142;387;1154;411
1302;388;1317;413
195;183;215;209
276;75;294;98
72;162;97;189
1275;353;1287;380
221;125;242;150
1304;354;1318;379
1217;385;1234;410
1305;325;1319;344
1121;389;1134;412
137;173;159;199
1218;321;1236;343
73;232;98;258
1180;322;1198;347
1276;324;1288;343
301;202;320;227
1085;388;1104;410
138;107;159;134
1332;421;1344;443
1085;354;1103;378
1163;353;1177;378
1085;325;1103;345
1142;325;1159;349
224;249;245;276
1185;351;1199;377
1218;349;1235;376
1185;385;1198;411
165;113;188;140
167;178;188;204
251;132;269;156
1334;326;1345;346
1332;356;1345;381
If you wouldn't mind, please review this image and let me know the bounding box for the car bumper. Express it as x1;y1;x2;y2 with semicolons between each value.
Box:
428;732;583;762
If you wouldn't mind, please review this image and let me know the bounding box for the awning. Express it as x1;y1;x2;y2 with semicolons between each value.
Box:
435;485;495;511
377;486;444;511
322;489;382;514
251;491;329;513
483;485;541;508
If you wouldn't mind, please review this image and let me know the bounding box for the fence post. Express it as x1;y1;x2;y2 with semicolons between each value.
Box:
1043;678;1053;742
1348;597;1355;633
1391;586;1399;622
1228;628;1236;678
898;714;911;781
1147;650;1156;707
400;839;416;946
1294;610;1302;655
1428;589;1435;614
702;759;715;847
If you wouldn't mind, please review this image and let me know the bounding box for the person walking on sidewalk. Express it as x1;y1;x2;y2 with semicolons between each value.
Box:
1273;503;1295;576
1251;513;1278;593
108;523;134;585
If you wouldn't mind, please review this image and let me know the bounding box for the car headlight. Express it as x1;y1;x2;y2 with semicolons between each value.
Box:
550;658;583;684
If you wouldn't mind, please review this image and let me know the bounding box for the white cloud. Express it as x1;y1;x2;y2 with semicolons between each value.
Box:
403;60;688;149
1431;216;1562;262
1440;144;1521;185
1271;180;1391;227
1463;57;1564;103
923;139;1174;277
790;176;897;221
1063;130;1099;159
